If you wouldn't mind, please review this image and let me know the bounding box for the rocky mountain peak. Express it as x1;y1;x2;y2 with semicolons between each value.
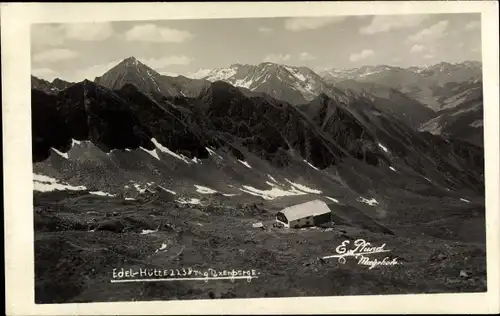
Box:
121;56;140;67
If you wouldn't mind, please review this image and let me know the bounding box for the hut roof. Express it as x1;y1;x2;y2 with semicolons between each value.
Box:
278;199;331;221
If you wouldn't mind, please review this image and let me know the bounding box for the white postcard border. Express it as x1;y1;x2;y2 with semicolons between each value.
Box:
2;1;499;315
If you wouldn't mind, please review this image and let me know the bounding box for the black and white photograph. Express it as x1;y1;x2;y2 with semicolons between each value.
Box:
2;2;500;315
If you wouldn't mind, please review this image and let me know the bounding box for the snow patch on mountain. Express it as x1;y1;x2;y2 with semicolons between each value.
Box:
152;138;191;163
267;174;279;184
325;196;340;204
204;68;237;82
140;147;160;160
141;229;158;235
206;147;223;159
52;148;69;159
71;139;81;147
357;196;379;206
155;243;168;253
304;160;320;171
194;185;217;194
176;197;201;205
33;173;87;192
90;191;116;197
238;160;252;169
378;143;389;153
285;179;322;194
233;77;256;89
239;184;307;200
158;185;176;195
133;183;147;194
147;70;161;92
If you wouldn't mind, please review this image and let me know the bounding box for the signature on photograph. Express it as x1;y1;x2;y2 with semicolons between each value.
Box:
322;239;401;269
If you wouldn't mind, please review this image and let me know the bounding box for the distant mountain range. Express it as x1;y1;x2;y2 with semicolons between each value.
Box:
320;61;482;111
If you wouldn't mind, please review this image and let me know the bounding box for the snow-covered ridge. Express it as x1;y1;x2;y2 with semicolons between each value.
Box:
186;62;323;100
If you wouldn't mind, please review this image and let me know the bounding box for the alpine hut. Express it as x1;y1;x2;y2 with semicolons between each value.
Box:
276;199;332;229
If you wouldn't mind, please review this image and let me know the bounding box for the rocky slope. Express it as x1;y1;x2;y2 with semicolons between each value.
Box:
419;79;483;146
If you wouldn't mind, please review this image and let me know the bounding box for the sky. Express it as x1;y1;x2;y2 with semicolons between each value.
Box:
31;13;482;82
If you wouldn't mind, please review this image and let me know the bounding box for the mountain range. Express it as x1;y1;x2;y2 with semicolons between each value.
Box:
321;61;482;111
32;56;484;197
32;57;483;145
31;56;486;303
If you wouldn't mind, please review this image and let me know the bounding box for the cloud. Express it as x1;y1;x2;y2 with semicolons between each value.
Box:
408;20;449;43
64;22;113;41
258;27;273;34
298;52;316;61
349;49;375;62
424;53;435;59
360;15;429;34
284;16;345;31
31;25;65;49
125;24;193;42
141;55;192;70
410;44;426;53
465;20;480;31
32;67;59;81
31;23;113;49
33;48;80;63
66;59;122;82
263;53;291;63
